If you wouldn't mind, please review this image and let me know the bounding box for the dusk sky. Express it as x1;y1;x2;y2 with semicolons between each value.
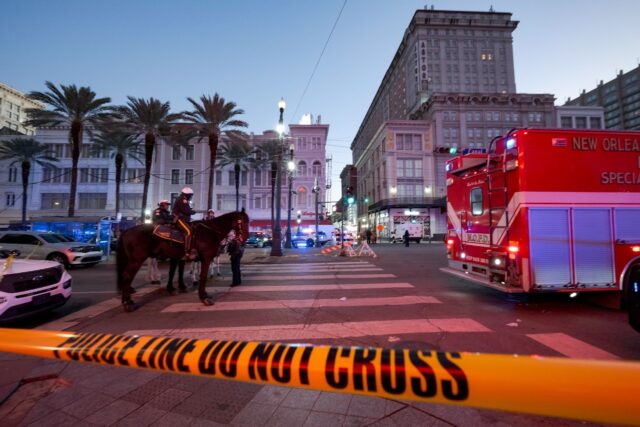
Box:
3;0;640;201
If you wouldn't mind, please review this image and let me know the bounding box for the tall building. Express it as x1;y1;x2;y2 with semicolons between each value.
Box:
351;7;555;240
0;82;43;135
565;66;640;130
0;120;329;232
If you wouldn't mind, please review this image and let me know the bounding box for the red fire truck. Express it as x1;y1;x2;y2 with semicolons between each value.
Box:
442;129;640;330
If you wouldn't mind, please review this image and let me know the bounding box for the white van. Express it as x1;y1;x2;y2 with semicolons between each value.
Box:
0;257;72;321
393;222;424;243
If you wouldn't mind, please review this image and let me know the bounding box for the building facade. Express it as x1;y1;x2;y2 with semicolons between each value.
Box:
565;66;640;130
350;7;557;239
0;121;329;231
0;82;43;135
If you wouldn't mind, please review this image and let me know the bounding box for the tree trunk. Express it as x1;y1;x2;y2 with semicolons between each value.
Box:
21;161;30;227
115;153;123;217
141;132;155;220
68;121;83;217
235;163;240;211
207;132;219;209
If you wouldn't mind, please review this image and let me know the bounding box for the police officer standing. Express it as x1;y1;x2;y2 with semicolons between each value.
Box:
172;187;197;260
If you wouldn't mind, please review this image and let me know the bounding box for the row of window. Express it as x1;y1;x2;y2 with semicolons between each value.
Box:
559;116;603;129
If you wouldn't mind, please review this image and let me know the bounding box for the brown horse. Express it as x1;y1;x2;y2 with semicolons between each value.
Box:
116;210;249;311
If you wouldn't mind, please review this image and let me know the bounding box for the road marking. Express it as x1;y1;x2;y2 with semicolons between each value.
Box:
206;282;414;292
241;266;382;271
243;273;396;281
126;318;490;341
161;295;441;312
527;333;619;360
244;261;375;266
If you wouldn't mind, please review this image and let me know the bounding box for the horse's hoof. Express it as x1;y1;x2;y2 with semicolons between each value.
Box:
123;301;137;312
201;297;214;306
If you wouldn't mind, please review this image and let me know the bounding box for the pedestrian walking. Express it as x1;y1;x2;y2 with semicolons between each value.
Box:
372;231;377;244
403;230;410;247
227;232;244;286
365;228;372;244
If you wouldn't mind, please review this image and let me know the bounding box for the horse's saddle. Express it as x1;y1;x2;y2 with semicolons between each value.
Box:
152;225;185;245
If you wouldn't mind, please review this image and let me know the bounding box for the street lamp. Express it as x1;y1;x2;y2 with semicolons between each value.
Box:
270;97;286;256
312;177;321;247
284;144;295;248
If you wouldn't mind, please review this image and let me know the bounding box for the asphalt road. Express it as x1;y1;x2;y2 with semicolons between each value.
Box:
6;242;640;359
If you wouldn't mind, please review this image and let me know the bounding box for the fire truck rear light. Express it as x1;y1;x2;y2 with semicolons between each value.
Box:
508;245;519;253
447;239;454;245
460;252;466;259
505;159;518;170
494;258;502;266
632;246;640;253
505;138;516;149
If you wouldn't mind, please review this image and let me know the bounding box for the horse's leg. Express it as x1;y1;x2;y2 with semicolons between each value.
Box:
178;260;187;292
199;257;214;306
166;259;177;295
121;259;143;311
191;260;200;286
214;256;221;276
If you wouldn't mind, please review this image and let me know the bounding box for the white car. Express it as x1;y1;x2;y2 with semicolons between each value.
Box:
0;231;104;268
0;257;72;321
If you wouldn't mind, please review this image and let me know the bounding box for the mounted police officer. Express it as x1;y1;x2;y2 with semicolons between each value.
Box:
172;187;197;260
153;200;172;225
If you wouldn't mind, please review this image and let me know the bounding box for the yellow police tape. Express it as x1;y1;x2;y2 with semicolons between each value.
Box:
0;327;639;425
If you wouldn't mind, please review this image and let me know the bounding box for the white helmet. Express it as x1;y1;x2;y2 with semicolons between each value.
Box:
159;199;170;205
181;187;194;195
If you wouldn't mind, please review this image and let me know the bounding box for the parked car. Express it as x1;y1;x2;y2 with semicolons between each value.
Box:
246;232;272;248
0;231;104;268
0;257;72;321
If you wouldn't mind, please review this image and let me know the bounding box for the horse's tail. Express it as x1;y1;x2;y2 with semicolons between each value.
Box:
116;231;128;292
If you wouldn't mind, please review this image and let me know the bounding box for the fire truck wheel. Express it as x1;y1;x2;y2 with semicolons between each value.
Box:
625;264;640;333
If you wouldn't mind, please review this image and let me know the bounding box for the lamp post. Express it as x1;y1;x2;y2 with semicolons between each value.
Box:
284;144;295;248
270;97;286;256
313;177;320;247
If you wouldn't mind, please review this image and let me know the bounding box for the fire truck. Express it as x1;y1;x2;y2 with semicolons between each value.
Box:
442;129;640;330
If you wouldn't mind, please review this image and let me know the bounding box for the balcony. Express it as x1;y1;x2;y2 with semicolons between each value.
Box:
367;196;446;212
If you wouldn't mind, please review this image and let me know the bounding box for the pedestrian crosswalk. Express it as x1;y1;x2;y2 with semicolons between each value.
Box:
125;260;620;360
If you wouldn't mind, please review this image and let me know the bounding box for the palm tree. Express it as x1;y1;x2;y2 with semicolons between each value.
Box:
0;138;58;226
113;97;183;219
182;94;248;209
25;81;113;217
91;128;144;216
217;136;253;211
255;139;283;227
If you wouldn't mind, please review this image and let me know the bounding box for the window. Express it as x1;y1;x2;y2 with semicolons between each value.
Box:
396;134;422;150
185;145;194;160
254;170;262;186
241;171;248;186
560;116;573;128
312;161;322;176
171;169;180;185
228;171;235;186
254;196;262;209
397;159;423;178
41;193;69;209
120;193;143;210
185;169;193;185
297;161;307;176
590;117;602;129
470;187;483;216
575;117;587;128
8;167;17;183
125;168;145;183
172;145;181;160
311;137;322;150
79;193;107;209
215;171;222;186
296;187;307;207
5;193;15;207
397;183;422;197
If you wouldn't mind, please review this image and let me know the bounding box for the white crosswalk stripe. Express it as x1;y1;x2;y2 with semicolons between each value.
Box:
161;295;442;312
127;261;616;359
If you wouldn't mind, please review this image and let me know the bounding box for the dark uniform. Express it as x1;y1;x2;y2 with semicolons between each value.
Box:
172;193;196;258
153;205;172;225
227;237;244;286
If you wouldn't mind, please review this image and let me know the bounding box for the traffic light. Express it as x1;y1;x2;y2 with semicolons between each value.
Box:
449;146;458;154
364;196;369;204
346;186;355;205
411;217;417;224
296;210;302;224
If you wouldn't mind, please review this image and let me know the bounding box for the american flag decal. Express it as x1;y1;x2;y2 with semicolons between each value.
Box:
552;138;567;147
